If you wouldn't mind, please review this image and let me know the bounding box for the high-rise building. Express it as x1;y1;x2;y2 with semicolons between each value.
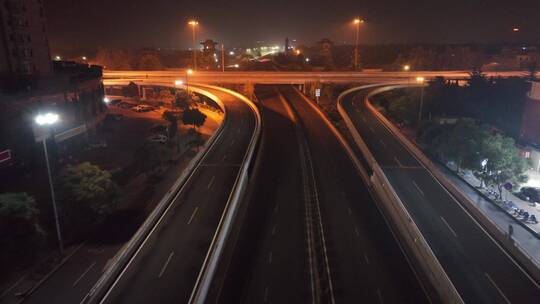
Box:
0;0;52;78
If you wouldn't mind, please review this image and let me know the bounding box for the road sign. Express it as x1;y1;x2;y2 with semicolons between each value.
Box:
0;149;11;163
504;182;513;191
315;88;321;97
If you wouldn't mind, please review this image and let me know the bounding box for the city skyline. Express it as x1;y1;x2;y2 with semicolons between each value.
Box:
45;0;540;52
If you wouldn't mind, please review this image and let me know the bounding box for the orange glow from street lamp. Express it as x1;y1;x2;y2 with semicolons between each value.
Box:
187;69;193;75
188;20;198;26
295;49;301;55
353;18;363;24
416;76;425;83
403;65;410;71
513;27;520;32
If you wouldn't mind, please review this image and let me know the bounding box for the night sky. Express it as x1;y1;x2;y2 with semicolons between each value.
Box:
44;0;540;51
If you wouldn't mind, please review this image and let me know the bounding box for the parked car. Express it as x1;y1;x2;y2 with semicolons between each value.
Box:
133;105;153;112
87;140;107;149
520;187;540;203
147;134;168;144
105;113;124;122
149;124;168;134
118;102;135;109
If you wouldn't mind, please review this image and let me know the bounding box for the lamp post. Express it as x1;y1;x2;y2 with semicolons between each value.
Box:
416;77;425;124
186;69;193;97
35;113;63;255
353;18;364;70
403;65;411;84
188;20;199;70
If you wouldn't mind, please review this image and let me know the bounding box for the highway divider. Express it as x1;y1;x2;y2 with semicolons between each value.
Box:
82;85;228;304
187;84;262;304
364;84;540;284
337;85;464;304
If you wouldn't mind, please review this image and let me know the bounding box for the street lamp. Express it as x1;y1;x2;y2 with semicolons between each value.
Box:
35;112;64;255
353;17;364;70
416;77;426;124
188;20;199;70
403;65;410;71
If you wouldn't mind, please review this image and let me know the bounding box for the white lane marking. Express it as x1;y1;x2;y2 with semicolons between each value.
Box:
379;139;387;147
263;286;270;302
354;227;360;237
364;253;370;265
73;261;96;287
268;251;273;264
412;180;424;196
440;216;458;238
347;207;352;215
485;273;511;304
377;289;384;303
158;252;174;278
393;156;403;167
207;176;215;189
188;207;199;225
271;225;277;236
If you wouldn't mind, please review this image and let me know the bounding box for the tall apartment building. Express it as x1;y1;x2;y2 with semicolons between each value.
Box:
0;0;51;78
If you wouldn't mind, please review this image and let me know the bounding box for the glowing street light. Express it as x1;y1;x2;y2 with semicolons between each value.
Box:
188;20;199;70
103;97;110;104
175;80;184;86
229;51;235;56
513;28;520;32
403;65;410;71
54;55;61;61
416;76;425;83
295;49;301;55
234;64;239;68
352;17;364;70
35;112;63;254
82;56;87;61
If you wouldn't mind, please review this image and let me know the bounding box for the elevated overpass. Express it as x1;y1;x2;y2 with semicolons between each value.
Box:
104;70;527;85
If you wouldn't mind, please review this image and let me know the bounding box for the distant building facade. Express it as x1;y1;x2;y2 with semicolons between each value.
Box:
0;0;52;80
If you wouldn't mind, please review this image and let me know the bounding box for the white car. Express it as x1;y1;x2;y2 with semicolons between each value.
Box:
147;134;168;144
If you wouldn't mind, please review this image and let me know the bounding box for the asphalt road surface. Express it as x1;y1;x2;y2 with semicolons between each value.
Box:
341;86;540;303
97;86;257;303
227;85;428;303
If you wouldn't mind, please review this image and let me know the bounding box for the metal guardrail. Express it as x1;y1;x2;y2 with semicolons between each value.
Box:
81;86;229;304
187;84;262;304
337;85;464;304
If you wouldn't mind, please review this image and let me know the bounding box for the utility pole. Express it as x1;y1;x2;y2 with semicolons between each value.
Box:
189;20;198;70
221;44;225;72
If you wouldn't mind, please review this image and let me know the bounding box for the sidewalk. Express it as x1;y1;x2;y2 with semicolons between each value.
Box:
436;163;540;266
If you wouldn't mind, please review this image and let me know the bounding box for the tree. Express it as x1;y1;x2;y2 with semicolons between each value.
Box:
137;54;163;70
162;111;178;138
476;134;530;196
174;91;190;110
59;162;118;223
182;107;207;129
0;193;44;262
135;142;168;174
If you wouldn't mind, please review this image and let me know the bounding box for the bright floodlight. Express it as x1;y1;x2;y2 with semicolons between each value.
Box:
187;69;193;75
234;64;239;68
353;18;363;24
35;113;59;126
403;65;410;71
175;80;184;86
188;20;198;26
229;51;235;55
305;58;310;62
103;97;110;103
295;49;301;55
416;76;425;83
82;56;87;60
54;55;61;61
513;28;520;32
